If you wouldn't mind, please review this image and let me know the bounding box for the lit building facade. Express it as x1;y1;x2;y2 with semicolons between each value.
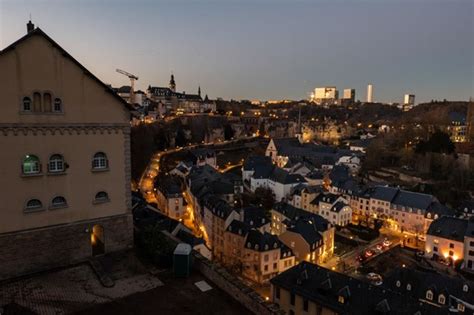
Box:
0;23;133;280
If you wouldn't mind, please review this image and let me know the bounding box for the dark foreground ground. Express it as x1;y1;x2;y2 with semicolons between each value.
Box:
75;270;252;315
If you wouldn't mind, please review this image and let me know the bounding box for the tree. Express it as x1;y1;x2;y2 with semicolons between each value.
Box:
415;131;455;154
224;124;234;140
175;128;186;147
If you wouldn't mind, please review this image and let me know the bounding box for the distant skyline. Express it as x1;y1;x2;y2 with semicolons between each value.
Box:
1;0;473;103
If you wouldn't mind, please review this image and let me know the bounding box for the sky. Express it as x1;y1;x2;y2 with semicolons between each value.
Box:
1;0;473;103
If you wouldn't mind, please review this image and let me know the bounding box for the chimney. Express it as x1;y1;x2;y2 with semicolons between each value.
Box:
27;20;35;33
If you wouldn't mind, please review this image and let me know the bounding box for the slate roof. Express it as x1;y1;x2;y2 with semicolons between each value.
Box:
202;195;235;220
241;206;270;228
226;220;250;237
273;202;312;221
385;268;474;310
280;244;294;259
305;170;324;180
188;165;238;198
331;201;348;213
348;138;373;149
245;230;280;252
286;217;323;247
313;193;340;205
0;27;135;112
391;190;435;211
269;168;307;185
243;156;273;171
371;186;399;202
154;175;182;197
271;262;443;315
427;216;469;242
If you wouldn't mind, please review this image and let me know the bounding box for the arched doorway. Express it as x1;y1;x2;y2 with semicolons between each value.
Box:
91;225;105;256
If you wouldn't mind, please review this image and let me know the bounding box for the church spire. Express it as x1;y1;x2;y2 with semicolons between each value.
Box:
169;73;176;92
198;86;201;97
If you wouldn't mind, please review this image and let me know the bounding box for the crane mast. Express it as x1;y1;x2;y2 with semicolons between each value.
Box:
116;69;139;104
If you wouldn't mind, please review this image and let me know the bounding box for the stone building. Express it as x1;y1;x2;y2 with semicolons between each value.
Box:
0;22;133;280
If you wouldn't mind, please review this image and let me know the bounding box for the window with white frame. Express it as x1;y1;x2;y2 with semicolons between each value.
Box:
25;199;43;211
94;191;109;203
92;152;108;170
22;155;41;174
426;290;433;300
48;154;65;172
51;196;67;208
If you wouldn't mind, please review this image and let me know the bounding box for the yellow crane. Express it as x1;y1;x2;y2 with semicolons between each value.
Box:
116;68;138;104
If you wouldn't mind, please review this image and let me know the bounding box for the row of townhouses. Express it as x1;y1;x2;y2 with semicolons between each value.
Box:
271;261;474;315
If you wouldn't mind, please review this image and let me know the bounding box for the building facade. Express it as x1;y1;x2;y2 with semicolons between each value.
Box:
0;24;133;280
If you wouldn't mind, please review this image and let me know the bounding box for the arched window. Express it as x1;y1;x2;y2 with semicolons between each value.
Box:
48;154;65;173
438;294;445;305
53;98;62;112
25;199;42;211
51;196;67;208
95;191;109;203
92;152;108;170
43;92;52;112
22;155;41;174
33;92;42;111
22;97;32;111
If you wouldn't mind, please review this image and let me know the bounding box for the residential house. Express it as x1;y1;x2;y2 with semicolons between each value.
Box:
201;195;240;261
426;216;474;273
154;175;185;221
249;166;307;202
186;148;217;169
271;262;473;315
242;230;281;284
312;193;352;227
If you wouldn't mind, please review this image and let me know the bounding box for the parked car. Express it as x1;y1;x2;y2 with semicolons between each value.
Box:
383;239;392;247
375;244;383;252
365;250;375;258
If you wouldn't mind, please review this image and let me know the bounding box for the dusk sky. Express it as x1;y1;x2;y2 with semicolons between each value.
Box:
1;0;473;103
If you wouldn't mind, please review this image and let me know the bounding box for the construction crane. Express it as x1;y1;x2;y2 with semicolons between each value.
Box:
116;69;138;104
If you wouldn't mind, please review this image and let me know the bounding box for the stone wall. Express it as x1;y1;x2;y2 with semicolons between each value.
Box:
0;214;133;281
192;251;284;315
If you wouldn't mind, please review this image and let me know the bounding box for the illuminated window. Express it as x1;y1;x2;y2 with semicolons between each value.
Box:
426;290;433;300
22;155;41;174
51;196;67;208
92;152;108;170
95;191;109;203
22;97;32;111
49;154;65;173
25;199;43;211
438;294;445;305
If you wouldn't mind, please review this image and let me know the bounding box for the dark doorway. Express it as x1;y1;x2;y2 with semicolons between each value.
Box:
91;225;105;256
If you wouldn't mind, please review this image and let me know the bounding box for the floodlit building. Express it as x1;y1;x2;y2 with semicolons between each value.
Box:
0;22;134;280
313;87;338;105
341;89;355;105
402;94;415;111
367;84;373;103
